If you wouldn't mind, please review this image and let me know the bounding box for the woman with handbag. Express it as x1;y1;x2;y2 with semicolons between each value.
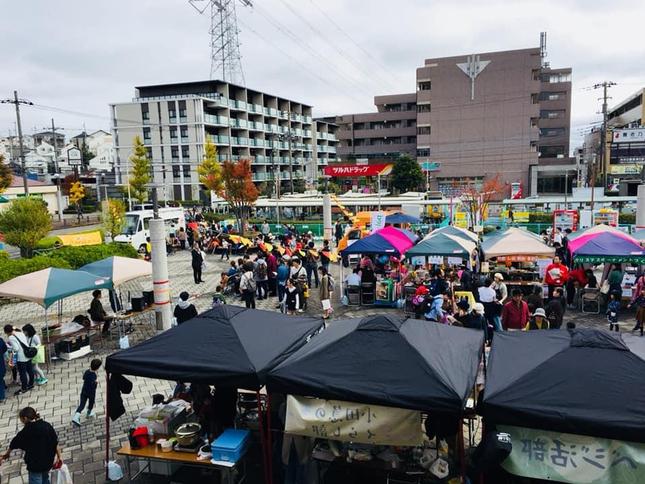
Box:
0;406;63;484
22;325;47;385
3;325;34;395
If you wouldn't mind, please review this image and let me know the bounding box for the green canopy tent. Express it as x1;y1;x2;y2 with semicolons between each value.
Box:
406;232;477;259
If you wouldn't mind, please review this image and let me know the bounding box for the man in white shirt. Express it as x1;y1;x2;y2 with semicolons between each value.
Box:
3;325;34;395
345;268;361;287
478;278;497;303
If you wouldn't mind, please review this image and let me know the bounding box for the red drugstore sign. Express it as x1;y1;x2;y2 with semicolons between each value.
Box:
324;164;393;177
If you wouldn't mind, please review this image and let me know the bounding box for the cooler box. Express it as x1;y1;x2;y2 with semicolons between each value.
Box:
210;429;250;463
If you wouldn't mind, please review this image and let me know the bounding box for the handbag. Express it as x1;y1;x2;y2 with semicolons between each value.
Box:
32;345;45;364
600;280;610;295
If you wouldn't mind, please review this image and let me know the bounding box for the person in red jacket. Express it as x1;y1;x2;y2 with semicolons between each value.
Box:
501;289;530;330
543;255;569;299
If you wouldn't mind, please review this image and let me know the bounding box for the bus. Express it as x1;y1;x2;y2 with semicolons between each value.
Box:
114;208;186;252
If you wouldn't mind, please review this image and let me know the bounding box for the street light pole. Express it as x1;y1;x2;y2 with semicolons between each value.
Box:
147;183;172;331
1;91;32;195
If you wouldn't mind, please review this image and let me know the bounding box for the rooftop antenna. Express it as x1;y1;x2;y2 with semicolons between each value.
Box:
189;0;253;85
540;32;549;68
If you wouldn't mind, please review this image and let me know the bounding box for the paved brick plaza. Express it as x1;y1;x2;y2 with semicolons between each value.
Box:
0;250;624;483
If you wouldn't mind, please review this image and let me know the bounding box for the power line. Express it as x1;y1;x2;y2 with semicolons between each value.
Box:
275;0;396;92
0;91;32;194
250;2;369;96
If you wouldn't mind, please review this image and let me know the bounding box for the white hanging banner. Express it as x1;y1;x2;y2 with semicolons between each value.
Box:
285;395;423;446
371;211;387;233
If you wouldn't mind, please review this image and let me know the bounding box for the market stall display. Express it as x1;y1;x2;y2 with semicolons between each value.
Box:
105;305;323;483
267;314;484;482
0;268;112;361
482;329;645;482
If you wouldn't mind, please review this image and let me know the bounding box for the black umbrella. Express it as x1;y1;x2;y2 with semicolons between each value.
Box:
106;305;323;390
482;328;645;442
267;314;484;413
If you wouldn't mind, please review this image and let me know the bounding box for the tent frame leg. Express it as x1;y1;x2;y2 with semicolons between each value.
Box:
256;390;270;484
105;371;111;481
266;392;273;484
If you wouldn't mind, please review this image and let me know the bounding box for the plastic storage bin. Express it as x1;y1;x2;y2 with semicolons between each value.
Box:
210;429;250;463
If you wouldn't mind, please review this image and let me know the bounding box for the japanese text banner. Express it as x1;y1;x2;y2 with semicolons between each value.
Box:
499;425;645;484
285;395;423;446
323;164;392;177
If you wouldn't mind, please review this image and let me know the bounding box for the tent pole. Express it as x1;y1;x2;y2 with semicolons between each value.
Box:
266;392;273;484
256;390;270;484
458;417;466;480
105;371;110;481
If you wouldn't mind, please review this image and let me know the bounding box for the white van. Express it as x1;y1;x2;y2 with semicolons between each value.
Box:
114;208;186;252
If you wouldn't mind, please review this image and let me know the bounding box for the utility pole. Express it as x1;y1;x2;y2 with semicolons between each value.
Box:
592;81;616;192
1;91;33;195
47;119;64;221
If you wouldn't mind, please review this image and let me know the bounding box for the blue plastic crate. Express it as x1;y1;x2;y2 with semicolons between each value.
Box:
211;429;250;463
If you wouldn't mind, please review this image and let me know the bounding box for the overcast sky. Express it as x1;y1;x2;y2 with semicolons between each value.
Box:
1;0;644;151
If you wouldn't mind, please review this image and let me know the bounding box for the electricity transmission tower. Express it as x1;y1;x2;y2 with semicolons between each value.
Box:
189;0;252;85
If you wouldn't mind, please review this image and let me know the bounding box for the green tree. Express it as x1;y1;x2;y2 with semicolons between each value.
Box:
0;197;52;258
102;198;126;240
197;139;222;197
0;154;13;193
390;154;424;193
128;136;151;205
68;180;86;224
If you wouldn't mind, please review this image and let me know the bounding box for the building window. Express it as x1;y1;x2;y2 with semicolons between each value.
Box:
178;100;187;120
539;128;566;137
417;126;431;135
540;145;566;157
183;163;190;177
168;101;176;120
539;91;566;101
146;147;152;160
181;146;189;159
142;127;151;144
141;103;150;123
418;81;431;91
172;164;180;178
417;104;431;113
417;148;430;157
540;110;565;119
180;126;188;141
537;174;572;194
170;126;177;140
542;73;571;83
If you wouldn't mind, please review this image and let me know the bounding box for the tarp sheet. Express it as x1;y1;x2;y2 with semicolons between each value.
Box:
105;305;323;390
80;256;151;287
482;227;554;259
268;314;484;413
482;329;645;442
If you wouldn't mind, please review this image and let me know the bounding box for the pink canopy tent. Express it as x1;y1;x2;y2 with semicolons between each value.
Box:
568;225;637;254
374;226;418;255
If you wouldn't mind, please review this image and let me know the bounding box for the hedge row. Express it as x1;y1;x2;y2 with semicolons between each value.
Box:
0;243;139;284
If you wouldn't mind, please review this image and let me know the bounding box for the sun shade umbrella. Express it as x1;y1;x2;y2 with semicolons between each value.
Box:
482;329;645;442
406;232;477;259
572;231;645;264
227;234;253;246
268;314;484;412
481;228;554;259
105;305;323;390
80;256;152;287
0;268;111;308
385;212;420;224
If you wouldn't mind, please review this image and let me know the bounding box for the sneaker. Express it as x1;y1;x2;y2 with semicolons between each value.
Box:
14;389;26;396
87;410;96;418
72;412;81;426
36;378;48;385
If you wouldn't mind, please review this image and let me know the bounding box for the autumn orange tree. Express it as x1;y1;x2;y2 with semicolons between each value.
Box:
219;159;259;234
459;174;505;227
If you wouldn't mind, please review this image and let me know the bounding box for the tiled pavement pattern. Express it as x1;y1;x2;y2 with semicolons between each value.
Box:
0;249;631;483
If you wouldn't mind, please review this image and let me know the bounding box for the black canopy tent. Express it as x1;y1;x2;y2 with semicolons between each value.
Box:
104;305;323;484
268;314;484;412
267;314;485;479
482;328;645;443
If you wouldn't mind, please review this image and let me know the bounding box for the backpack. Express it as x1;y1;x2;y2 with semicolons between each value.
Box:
242;272;256;292
257;262;267;280
327;275;335;292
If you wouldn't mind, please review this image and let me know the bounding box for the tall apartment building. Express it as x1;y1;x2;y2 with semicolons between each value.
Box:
335;44;572;197
336;93;417;163
111;80;336;201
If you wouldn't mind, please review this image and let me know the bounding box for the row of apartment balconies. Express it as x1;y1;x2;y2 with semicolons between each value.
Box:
214;154;326;165
204;97;313;123
203;114;323;138
205;135;317;151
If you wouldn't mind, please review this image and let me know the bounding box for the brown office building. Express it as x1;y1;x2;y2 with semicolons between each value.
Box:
336;43;573;197
336;93;417;163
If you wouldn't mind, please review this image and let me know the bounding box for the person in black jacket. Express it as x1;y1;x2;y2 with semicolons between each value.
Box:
191;243;204;284
174;292;198;324
0;407;62;483
89;290;113;334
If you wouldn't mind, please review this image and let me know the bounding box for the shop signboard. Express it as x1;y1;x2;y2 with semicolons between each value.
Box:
612;128;645;143
454;212;468;229
609;164;641;175
323;164;393;177
593;209;619;227
499;425;645;484
553;210;578;232
285;395;424;446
